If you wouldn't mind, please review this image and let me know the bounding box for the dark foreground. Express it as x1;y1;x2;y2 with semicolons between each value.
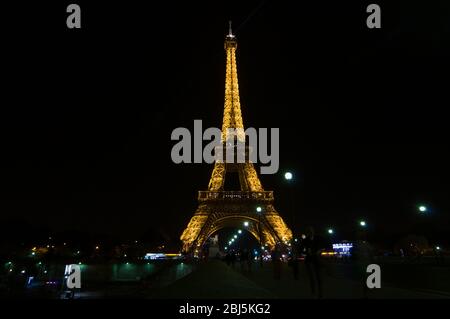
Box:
2;259;450;299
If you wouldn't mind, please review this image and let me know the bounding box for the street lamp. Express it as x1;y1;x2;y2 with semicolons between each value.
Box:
283;171;295;231
284;171;293;181
238;230;242;234
360;220;367;227
256;206;264;267
243;221;249;227
328;228;334;234
418;205;427;213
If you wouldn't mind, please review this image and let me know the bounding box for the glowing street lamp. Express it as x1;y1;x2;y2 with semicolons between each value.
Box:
360;220;367;227
243;221;249;227
238;230;242;234
418;205;427;213
328;228;334;234
234;235;237;239
284;171;293;181
256;206;262;213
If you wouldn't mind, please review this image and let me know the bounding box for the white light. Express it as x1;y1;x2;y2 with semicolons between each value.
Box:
21;270;26;274
436;246;441;250
225;247;228;250
419;205;427;212
256;206;262;213
238;230;242;234
234;235;237;239
243;221;249;227
328;229;334;234
284;172;293;180
360;221;366;227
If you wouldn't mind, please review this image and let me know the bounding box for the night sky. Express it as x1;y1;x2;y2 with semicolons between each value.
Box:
1;1;449;246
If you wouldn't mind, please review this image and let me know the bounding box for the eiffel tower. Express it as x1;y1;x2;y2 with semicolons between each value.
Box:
180;23;293;253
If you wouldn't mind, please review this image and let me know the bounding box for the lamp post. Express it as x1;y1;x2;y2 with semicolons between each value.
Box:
283;171;295;232
256;206;263;267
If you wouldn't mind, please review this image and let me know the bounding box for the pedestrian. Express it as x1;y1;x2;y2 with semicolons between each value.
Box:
247;250;253;273
290;241;300;280
303;227;322;298
271;244;282;280
352;231;374;298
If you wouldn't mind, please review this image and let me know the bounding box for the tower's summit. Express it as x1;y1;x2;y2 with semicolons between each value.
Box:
225;20;237;49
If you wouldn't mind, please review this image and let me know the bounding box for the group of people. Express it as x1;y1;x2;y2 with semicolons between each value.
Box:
224;248;253;273
224;226;375;299
281;226;323;298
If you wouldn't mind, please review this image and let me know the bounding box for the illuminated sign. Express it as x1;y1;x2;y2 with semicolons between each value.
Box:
332;243;353;256
144;253;182;260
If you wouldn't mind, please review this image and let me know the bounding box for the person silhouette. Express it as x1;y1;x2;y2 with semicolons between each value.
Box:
271;244;282;280
302;227;322;298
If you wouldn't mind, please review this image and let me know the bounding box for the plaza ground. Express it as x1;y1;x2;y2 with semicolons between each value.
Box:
152;259;450;299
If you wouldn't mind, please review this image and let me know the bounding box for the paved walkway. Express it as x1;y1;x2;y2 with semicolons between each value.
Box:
152;260;450;299
240;262;449;299
151;260;274;299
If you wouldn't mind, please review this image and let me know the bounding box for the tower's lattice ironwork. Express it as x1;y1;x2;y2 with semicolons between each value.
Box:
180;23;292;253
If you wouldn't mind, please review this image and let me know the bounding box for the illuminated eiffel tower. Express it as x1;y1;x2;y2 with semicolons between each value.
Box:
180;23;292;253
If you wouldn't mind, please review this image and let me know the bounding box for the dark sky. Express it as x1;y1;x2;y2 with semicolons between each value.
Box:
1;1;449;244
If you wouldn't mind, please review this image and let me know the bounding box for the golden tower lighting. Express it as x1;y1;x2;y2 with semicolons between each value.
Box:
180;22;292;253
